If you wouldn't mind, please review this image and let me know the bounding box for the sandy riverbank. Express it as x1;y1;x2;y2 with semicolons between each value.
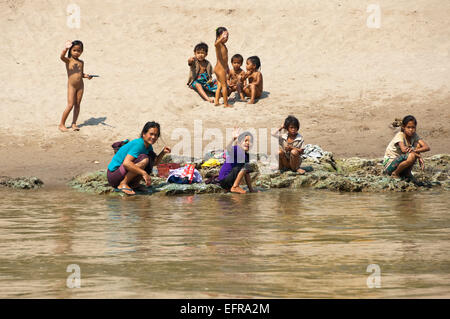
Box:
1;0;449;186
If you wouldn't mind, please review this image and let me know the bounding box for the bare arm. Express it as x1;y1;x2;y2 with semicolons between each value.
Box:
60;48;70;63
397;141;412;153
415;139;430;153
123;154;147;176
250;72;262;86
81;61;92;79
215;31;228;47
154;147;171;166
188;57;195;66
271;124;284;138
60;40;72;63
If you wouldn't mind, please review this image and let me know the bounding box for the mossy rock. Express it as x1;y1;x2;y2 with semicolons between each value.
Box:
0;176;44;190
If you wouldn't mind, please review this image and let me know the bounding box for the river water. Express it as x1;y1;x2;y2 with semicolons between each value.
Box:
0;188;449;298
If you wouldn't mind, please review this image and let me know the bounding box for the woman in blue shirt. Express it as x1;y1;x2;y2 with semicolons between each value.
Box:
107;121;171;195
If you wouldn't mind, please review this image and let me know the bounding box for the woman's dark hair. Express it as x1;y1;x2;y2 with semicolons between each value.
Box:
237;131;254;144
68;40;83;58
140;121;160;138
194;42;208;54
231;54;243;64
401;115;417;132
284;115;300;130
247;56;261;70
216;26;227;39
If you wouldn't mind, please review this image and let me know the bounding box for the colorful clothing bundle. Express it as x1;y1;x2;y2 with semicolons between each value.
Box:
167;164;203;184
190;72;217;93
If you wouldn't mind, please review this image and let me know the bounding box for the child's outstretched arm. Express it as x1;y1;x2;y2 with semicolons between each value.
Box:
60;40;71;63
188;57;196;66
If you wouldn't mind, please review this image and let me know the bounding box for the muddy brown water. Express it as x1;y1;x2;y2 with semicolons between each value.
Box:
0;188;449;298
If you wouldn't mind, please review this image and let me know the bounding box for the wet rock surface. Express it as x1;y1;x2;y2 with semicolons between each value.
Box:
0;176;44;189
69;153;450;195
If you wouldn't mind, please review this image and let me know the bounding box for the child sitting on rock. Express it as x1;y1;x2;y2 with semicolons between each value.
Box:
273;115;306;174
383;115;430;178
218;128;256;194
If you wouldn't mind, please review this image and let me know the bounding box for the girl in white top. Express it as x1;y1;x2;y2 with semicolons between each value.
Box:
383;115;430;178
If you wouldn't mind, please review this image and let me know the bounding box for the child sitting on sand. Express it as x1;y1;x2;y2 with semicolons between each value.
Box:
241;56;263;104
187;42;217;103
214;27;231;107
383;115;430;178
59;40;93;132
272;115;306;174
218;128;256;194
227;54;245;100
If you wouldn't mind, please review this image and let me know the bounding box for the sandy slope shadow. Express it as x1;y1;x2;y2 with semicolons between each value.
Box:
78;117;114;128
228;90;271;105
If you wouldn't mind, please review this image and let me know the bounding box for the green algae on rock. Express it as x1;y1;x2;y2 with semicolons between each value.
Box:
0;176;44;189
69;153;450;194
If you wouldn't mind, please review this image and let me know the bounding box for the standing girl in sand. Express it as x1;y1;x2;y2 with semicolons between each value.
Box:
383;115;430;178
214;27;231;107
59;40;93;132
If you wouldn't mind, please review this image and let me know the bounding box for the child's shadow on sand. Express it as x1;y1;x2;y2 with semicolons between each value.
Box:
78;117;114;128
229;90;270;104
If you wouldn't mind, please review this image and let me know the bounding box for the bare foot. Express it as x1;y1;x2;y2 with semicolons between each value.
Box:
214;102;220;106
391;173;400;179
209;99;214;103
224;104;233;108
230;186;246;194
296;168;306;175
72;124;80;131
58;124;69;132
247;99;255;104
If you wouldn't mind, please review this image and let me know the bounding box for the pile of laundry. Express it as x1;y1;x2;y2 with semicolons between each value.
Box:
301;144;329;162
167;164;203;184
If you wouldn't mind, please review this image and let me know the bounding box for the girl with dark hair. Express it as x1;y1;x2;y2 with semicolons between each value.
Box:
214;26;231;107
383;115;430;178
241;56;263;104
59;40;94;132
218;128;257;194
272;115;305;174
107;121;171;195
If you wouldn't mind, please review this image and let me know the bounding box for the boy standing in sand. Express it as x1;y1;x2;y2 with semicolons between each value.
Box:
214;27;231;107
